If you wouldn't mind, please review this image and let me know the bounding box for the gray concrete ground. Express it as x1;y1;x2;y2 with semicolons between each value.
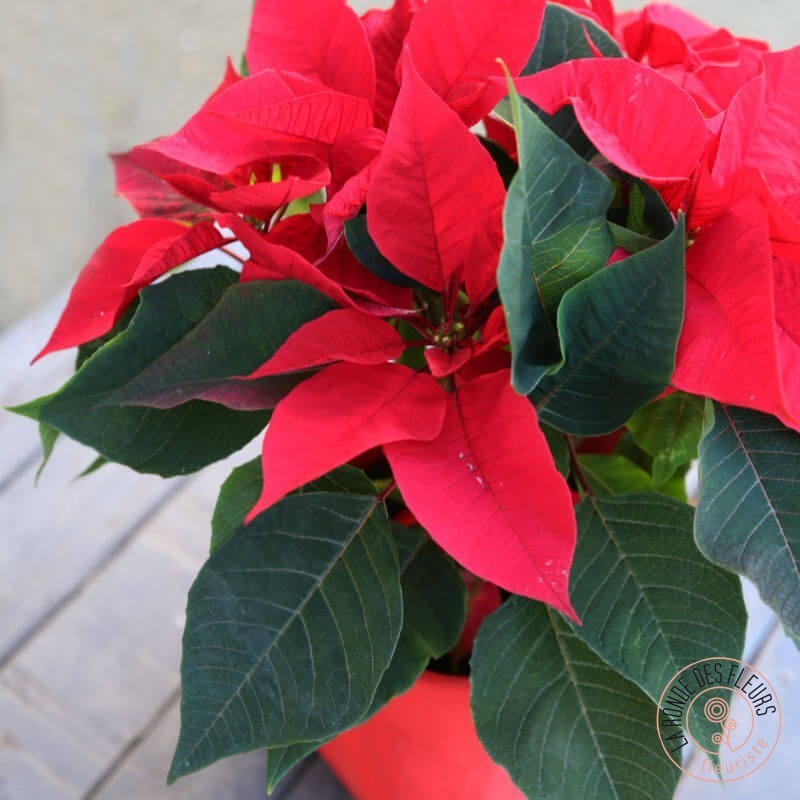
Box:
2;1;799;330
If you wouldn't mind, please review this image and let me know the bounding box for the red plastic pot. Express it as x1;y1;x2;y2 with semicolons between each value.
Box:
319;670;524;800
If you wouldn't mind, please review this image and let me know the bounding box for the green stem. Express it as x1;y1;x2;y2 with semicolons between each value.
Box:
566;436;593;496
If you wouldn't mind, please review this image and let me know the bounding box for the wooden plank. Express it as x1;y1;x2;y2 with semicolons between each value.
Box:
0;478;211;798
87;702;270;800
0;436;179;665
0;750;74;800
0;446;269;800
86;699;352;800
0;681;109;795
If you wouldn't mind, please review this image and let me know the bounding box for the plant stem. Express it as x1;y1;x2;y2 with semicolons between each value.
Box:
566;435;593;496
377;479;397;503
219;246;245;264
271;203;289;227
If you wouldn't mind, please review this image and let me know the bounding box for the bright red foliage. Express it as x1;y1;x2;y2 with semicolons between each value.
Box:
403;0;546;123
361;0;421;128
246;0;376;104
367;54;505;292
247;362;448;519
385;371;578;619
618;3;767;115
673;200;790;423
38;0;800;619
512;58;708;184
246;309;404;377
35;219;215;361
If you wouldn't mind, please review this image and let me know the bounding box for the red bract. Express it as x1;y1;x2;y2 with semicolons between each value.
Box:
361;0;421;128
404;0;546;124
207;167;330;218
245;309;404;378
320;242;415;310
35;219;222;361
247;362;447;518
367;54;505;292
324;129;386;242
147;69;371;175
125;222;224;287
226;213;413;314
512;58;707;186
385;371;578;620
110;148;217;221
663;48;800;429
618;3;767;115
229;216;368;311
712;47;800;207
245;0;376;105
673;200;789;422
673;199;800;431
656;48;800;259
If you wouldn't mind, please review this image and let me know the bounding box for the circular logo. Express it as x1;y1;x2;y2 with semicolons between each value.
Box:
657;657;781;782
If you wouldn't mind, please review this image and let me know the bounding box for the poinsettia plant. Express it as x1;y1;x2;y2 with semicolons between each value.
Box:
13;0;800;797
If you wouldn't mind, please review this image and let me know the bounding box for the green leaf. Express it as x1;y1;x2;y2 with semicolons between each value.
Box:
658;464;689;502
524;4;622;72
608;434;689;501
8;394;59;482
35;268;270;477
76;455;107;479
569;494;746;706
578;454;653;495
266;742;319;794
696;403;800;640
374;524;466;704
626;182;674;240
471;597;679;800
105;279;336;410
210;464;427;791
532;216;686;435
344;214;421;288
7;395;52;422
608;222;658;254
628;391;705;486
498;88;614;395
36;423;60;481
210;461;388;555
519;4;623;158
542;424;570;478
170;478;403;782
210;458;263;554
265;523;467;791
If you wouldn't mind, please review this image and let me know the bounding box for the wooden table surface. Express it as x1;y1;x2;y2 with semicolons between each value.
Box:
0;295;796;800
